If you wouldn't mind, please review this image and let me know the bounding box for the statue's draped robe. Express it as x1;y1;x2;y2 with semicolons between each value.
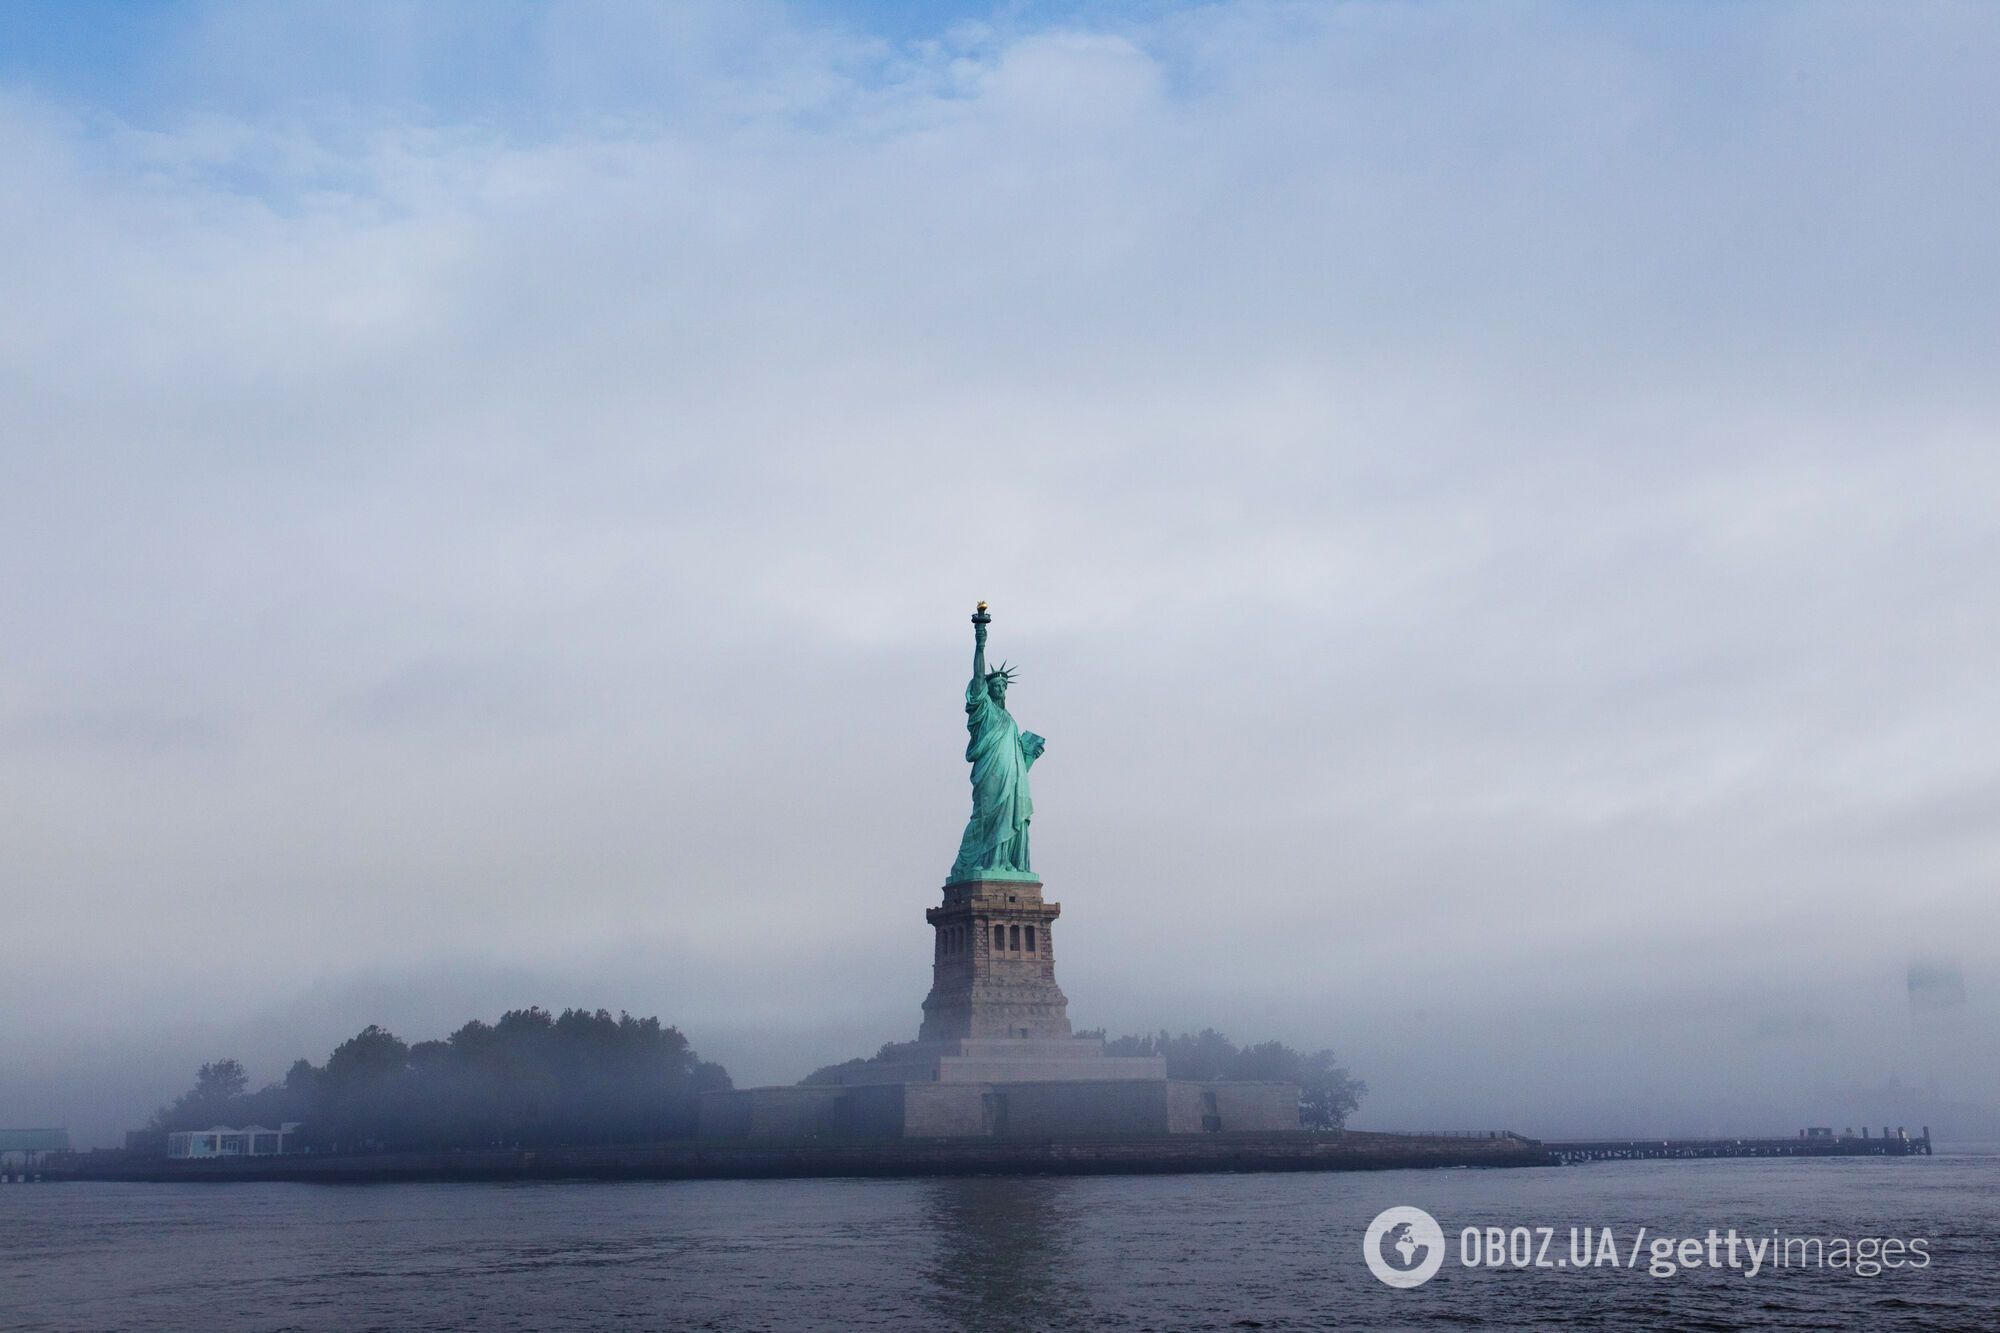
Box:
950;679;1043;879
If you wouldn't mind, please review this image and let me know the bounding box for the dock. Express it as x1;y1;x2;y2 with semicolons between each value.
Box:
1547;1126;1934;1164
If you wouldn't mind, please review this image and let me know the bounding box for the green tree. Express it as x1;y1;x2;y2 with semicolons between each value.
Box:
145;1010;733;1152
150;1057;256;1131
195;1059;248;1100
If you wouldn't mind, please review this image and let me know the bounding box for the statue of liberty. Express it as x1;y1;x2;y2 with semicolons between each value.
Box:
949;603;1046;882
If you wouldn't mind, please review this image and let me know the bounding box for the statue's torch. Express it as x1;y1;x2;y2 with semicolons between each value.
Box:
972;601;991;627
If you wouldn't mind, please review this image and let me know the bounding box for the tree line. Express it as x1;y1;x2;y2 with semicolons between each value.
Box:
1087;1029;1367;1130
151;1008;732;1151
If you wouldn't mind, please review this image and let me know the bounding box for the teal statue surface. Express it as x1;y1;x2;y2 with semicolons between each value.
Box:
949;603;1046;883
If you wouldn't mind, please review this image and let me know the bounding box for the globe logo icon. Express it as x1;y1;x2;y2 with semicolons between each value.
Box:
1363;1206;1446;1288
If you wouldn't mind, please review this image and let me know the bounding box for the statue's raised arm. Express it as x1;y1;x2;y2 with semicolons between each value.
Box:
949;603;1041;883
969;602;991;701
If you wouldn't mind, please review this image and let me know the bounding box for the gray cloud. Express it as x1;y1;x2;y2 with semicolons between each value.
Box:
2;1;1997;1145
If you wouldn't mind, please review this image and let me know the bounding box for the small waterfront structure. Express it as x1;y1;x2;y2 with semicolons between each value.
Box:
166;1123;300;1159
0;1128;70;1169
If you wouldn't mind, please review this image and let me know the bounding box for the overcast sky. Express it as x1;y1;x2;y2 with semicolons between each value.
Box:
3;1;1997;1147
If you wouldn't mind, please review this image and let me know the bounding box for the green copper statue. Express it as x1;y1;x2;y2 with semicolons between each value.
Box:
949;602;1046;882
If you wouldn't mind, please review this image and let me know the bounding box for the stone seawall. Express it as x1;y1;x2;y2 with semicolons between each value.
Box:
50;1131;1547;1184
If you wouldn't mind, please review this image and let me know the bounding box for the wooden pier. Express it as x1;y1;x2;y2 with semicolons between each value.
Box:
1547;1126;1934;1164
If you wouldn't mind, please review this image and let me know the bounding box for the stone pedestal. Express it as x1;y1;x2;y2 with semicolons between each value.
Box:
695;871;1304;1142
920;876;1072;1040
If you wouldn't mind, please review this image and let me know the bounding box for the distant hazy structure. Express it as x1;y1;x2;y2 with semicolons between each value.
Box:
700;606;1301;1140
0;1128;70;1169
1907;959;1967;1014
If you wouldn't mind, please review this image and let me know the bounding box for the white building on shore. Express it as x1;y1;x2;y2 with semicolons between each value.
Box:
166;1123;301;1158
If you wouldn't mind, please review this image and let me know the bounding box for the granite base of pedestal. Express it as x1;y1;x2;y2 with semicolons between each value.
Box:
697;1038;1301;1141
831;1036;1165;1086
